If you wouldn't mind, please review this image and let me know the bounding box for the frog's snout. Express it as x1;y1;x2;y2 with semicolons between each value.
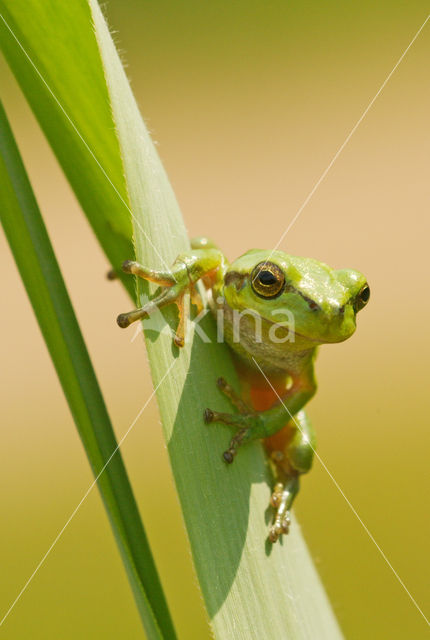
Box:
309;299;357;344
333;305;357;342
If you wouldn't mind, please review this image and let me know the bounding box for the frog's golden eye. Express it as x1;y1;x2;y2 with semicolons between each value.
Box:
354;284;370;312
251;262;285;299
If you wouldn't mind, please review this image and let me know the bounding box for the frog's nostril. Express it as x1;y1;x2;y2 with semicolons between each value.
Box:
298;292;320;311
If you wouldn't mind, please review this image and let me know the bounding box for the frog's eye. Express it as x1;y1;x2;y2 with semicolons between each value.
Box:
354;284;370;312
251;262;285;299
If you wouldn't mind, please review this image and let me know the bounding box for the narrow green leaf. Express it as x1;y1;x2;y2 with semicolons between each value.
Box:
90;2;344;638
0;0;134;296
0;100;177;640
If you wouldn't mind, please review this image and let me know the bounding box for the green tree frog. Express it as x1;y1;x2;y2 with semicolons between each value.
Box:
117;238;370;542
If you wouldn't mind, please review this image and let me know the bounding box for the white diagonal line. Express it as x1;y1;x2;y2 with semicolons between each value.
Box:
252;356;430;627
258;13;430;279
0;12;175;280
0;359;177;628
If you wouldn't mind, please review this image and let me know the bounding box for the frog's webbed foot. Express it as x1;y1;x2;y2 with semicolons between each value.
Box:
203;408;254;463
269;482;293;542
116;259;197;347
204;377;256;463
116;250;224;347
268;469;299;543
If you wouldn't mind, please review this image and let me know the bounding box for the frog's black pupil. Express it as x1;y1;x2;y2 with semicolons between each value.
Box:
258;270;277;285
360;285;370;302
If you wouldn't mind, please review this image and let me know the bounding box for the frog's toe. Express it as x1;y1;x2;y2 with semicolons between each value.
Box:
216;377;228;390
215;377;250;413
203;408;247;428
203;408;215;423
268;482;292;543
203;408;252;463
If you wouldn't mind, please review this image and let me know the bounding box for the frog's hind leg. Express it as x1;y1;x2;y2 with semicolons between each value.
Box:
265;409;315;542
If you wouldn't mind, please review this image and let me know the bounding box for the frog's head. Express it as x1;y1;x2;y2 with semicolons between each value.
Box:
222;249;369;350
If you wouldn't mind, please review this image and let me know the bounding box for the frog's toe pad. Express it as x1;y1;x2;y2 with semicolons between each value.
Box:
222;448;236;464
268;511;291;543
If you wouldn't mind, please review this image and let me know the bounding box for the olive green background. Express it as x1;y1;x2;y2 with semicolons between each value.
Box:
1;1;429;638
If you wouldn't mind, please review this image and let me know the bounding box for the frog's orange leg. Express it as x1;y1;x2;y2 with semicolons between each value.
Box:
265;410;316;542
121;259;177;286
117;250;225;346
190;285;204;314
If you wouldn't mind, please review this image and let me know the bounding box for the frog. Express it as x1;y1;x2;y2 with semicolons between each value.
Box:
116;237;370;542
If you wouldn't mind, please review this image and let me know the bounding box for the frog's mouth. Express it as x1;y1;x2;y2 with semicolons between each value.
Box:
263;317;322;345
263;315;354;345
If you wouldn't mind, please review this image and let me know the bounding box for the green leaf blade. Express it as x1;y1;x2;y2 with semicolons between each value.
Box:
0;1;135;296
0;99;177;640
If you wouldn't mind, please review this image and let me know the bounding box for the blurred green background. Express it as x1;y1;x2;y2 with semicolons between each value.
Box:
1;1;429;638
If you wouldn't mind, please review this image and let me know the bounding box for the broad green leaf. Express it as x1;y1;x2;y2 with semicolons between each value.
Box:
0;0;134;297
90;2;344;638
0;100;177;640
